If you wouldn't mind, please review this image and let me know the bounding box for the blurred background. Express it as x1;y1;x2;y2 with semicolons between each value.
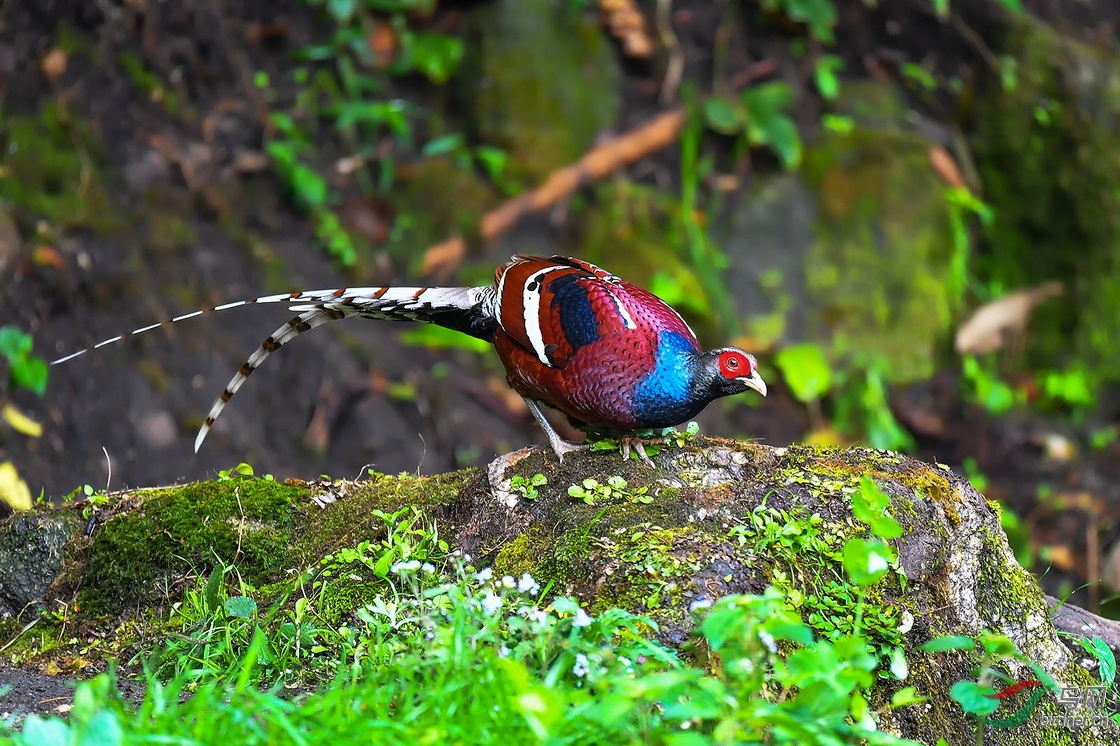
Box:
1;0;1119;610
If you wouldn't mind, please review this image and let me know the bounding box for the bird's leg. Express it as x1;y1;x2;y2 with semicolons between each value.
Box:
618;434;669;469
523;399;590;461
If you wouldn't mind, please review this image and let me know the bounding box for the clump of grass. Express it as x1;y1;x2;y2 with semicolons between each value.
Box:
1;554;923;745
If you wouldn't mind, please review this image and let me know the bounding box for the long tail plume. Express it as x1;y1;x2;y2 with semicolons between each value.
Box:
52;285;498;452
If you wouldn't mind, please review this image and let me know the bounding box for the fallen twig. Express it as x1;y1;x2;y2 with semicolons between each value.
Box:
421;61;777;279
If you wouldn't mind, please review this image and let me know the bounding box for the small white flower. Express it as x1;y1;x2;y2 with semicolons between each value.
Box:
571;608;592;628
528;608;549;625
421;562;435;574
498;645;510;658
572;653;590;678
618;657;631;667
758;629;777;654
501;575;517;589
475;567;493;582
518;573;540;594
481;591;503;615
391;560;421;574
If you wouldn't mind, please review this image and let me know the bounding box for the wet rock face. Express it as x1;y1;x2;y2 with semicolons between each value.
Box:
461;0;622;183
471;441;1115;743
716;82;959;384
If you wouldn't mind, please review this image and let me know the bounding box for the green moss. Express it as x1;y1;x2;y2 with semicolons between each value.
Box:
116;53;184;116
289;470;474;568
897;463;961;527
492;529;547;579
801;82;960;383
78;479;303;615
317;580;387;627
974;15;1120;386
0;102;119;233
461;0;620;183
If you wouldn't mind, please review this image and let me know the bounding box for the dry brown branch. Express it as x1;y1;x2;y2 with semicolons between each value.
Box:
598;0;655;59
420;59;777;279
422;109;686;278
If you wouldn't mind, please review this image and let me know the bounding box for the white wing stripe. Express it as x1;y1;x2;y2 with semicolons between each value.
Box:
522;266;566;367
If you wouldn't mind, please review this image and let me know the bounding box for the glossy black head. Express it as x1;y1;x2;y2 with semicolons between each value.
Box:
693;347;767;401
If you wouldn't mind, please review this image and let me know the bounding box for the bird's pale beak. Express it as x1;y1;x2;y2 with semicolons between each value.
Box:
740;370;767;397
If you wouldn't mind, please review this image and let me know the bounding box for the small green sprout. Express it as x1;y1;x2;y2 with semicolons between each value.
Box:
510;473;547;500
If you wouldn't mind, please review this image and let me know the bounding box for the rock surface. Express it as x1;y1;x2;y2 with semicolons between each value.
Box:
0;441;1115;743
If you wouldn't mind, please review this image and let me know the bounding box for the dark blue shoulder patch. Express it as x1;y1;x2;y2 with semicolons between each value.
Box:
547;273;600;353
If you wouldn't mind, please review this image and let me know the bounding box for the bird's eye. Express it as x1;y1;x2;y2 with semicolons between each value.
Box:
718;351;749;378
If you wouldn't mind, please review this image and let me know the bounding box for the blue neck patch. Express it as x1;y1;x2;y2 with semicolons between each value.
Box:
631;331;700;425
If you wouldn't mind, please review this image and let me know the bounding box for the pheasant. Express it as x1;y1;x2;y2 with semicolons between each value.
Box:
53;255;767;464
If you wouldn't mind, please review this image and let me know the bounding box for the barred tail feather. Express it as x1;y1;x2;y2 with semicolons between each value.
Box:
194;307;348;452
192;285;498;451
50;285;496;365
53;283;500;452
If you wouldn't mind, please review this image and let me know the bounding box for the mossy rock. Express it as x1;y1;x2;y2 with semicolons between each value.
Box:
800;82;960;382
459;0;621;183
464;441;1110;744
974;14;1120;385
716;82;961;380
0;442;1112;743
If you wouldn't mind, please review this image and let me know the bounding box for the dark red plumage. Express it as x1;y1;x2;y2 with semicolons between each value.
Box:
53;255;766;461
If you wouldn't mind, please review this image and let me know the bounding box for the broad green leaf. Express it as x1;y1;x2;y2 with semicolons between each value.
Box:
400;325;491;353
950;680;1000;716
422;133;464;157
19;716;71;746
0;326;32;360
78;711;123;746
842;537;892;587
12;355;48;395
1079;636;1116;687
225;595;259;619
891;686;925;707
326;0;357;22
919;635;975;653
773;343;832;403
703;96;743;135
814;55;843;101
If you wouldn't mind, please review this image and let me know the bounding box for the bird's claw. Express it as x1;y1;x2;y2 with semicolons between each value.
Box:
619;435;669;469
552;438;592;463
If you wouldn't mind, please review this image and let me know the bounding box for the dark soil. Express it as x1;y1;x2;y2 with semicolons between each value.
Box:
2;0;1120;718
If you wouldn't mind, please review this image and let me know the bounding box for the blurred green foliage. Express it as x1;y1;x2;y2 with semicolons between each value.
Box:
262;0;466;266
0;327;48;397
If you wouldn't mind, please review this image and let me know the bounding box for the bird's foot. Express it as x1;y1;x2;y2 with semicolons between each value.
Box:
618;435;669;469
522;398;592;462
550;436;592;462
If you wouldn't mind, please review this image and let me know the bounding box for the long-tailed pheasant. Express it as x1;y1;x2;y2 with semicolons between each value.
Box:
53;255;767;462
